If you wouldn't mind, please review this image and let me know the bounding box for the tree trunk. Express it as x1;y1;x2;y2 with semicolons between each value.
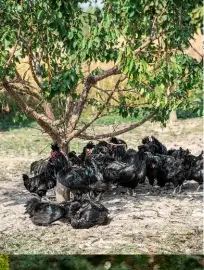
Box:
169;110;177;123
56;181;70;203
55;140;71;203
59;141;69;156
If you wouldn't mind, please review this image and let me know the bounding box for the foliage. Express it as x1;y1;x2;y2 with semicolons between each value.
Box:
0;91;32;128
157;255;204;270
191;6;203;30
0;0;202;145
177;106;203;119
0;255;9;270
8;255;130;270
8;255;204;270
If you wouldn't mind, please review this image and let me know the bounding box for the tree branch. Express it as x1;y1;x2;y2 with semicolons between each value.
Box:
74;77;123;137
7;23;21;67
133;30;167;55
54;95;75;127
67;68;121;133
91;66;122;83
22;66;31;80
67;78;93;132
78;112;155;140
51;30;164;134
2;79;59;141
28;45;42;89
28;44;55;121
10;84;42;101
141;82;155;92
93;85;120;103
187;40;203;60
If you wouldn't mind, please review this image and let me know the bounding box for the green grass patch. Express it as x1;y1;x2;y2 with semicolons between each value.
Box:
79;112;143;126
0;255;9;270
0;116;202;157
0;125;91;156
94;114;142;125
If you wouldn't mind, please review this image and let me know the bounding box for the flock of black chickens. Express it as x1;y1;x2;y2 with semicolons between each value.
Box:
22;136;203;229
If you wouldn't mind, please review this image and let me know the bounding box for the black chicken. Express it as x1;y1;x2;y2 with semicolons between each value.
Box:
56;156;105;200
168;149;203;191
151;136;168;155
168;147;190;160
23;142;69;197
68;151;82;167
23;174;49;197
144;151;187;195
69;199;109;229
103;150;147;195
140;136;167;155
25;197;109;228
187;151;203;191
90;141;115;173
78;141;95;164
25;196;67;226
155;154;186;194
145;152;163;192
109;137;127;161
122;149;138;164
92;141;112;156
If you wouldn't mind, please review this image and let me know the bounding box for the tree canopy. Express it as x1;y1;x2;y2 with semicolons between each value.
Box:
0;0;202;150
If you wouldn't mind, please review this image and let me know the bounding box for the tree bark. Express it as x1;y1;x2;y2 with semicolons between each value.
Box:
169;110;177;123
2;79;59;141
55;140;71;203
78;112;155;140
56;181;70;203
57;140;69;156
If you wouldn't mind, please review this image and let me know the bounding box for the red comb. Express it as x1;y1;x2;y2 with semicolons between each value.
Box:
51;151;56;158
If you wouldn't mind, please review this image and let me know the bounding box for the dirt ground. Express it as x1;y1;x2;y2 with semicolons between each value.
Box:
0;118;203;254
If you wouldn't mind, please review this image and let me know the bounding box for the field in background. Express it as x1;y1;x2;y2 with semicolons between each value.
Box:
0;117;202;158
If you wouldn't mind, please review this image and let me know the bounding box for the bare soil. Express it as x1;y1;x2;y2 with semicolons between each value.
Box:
0;118;203;254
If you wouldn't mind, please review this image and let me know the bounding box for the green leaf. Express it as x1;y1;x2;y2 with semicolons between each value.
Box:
122;111;128;118
87;39;93;49
16;5;23;12
37;10;43;20
68;31;74;39
193;98;201;102
4;39;10;48
129;11;135;18
81;39;86;49
129;60;134;73
72;93;79;99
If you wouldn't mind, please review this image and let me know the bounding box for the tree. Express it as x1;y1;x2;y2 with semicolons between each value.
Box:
0;0;202;153
0;0;202;201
